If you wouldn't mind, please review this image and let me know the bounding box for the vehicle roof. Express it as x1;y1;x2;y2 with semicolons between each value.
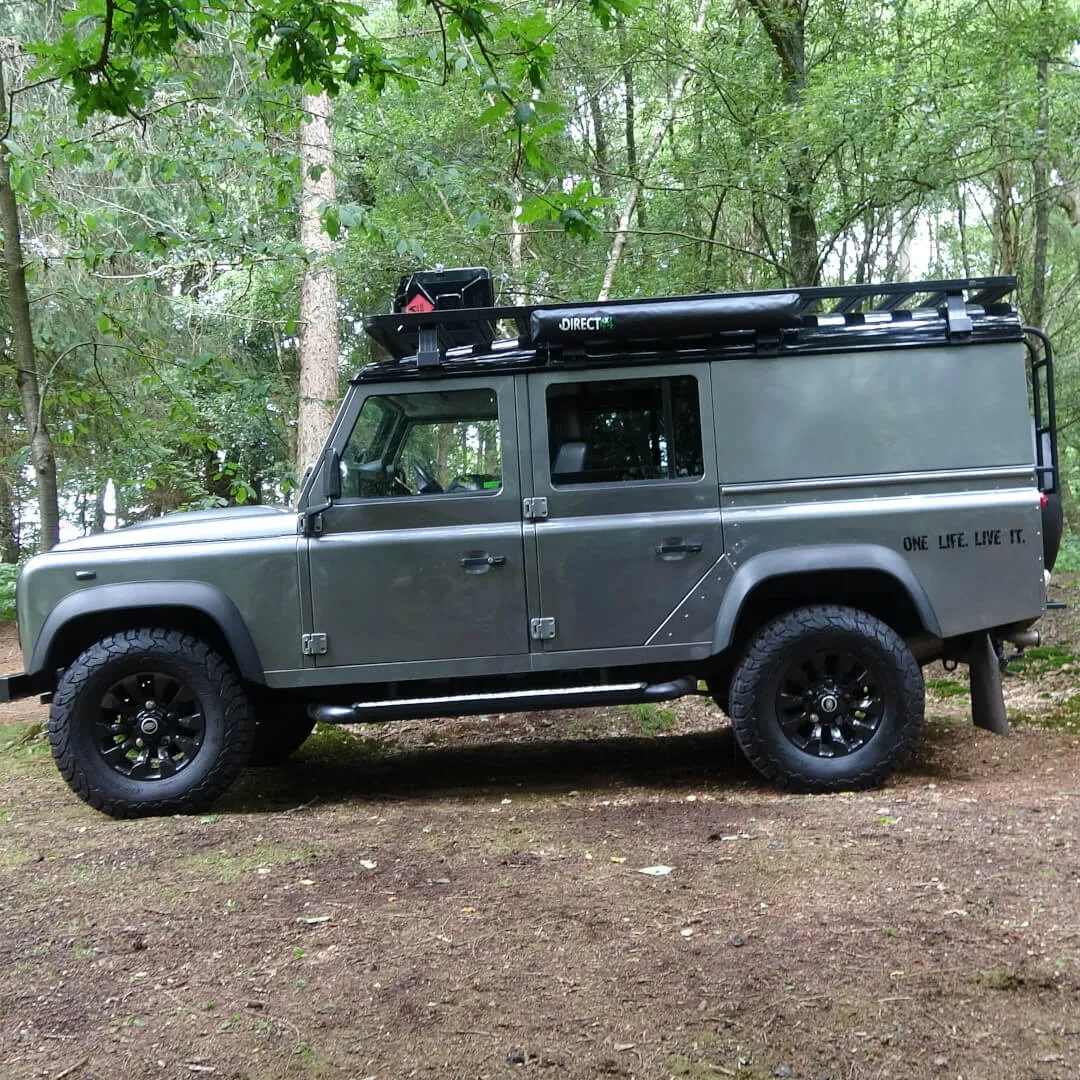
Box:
355;276;1024;384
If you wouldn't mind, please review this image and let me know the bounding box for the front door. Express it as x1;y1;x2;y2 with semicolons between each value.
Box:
527;365;722;655
307;375;529;673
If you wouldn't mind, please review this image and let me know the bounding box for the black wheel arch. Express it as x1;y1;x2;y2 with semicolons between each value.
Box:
712;545;942;658
29;581;265;687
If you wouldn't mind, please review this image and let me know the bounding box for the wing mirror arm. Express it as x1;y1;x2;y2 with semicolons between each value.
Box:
325;449;342;500
299;448;341;537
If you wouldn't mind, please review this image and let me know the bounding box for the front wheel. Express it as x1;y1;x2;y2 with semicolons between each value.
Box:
48;629;255;818
728;605;924;792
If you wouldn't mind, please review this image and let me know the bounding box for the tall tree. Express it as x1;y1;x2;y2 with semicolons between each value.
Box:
598;0;711;300
746;0;819;285
0;53;59;550
297;91;339;478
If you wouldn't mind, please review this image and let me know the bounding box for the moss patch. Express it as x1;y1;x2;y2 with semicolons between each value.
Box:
1006;645;1077;677
970;964;1027;991
623;703;676;736
176;841;324;884
925;678;969;699
1011;694;1080;734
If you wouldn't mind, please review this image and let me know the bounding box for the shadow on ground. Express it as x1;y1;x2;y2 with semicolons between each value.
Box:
224;726;770;811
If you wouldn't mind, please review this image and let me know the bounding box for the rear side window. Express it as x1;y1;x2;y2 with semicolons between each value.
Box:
546;376;703;485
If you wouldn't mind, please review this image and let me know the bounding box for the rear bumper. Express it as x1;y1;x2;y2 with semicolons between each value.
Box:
0;672;48;703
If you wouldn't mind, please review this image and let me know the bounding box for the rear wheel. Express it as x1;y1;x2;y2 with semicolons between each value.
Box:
48;629;254;818
728;605;924;792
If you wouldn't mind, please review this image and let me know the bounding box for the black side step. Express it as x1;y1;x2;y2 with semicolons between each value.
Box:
309;676;697;725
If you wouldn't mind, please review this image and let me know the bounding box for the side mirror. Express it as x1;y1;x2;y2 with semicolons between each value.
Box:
324;449;342;500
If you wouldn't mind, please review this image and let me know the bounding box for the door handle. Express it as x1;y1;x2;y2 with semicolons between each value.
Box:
656;540;703;556
459;553;507;569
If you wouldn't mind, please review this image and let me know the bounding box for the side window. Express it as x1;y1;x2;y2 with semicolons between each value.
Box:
340;388;501;498
546;375;703;485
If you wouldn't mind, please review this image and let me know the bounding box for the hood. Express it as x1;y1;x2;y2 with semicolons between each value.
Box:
53;505;296;553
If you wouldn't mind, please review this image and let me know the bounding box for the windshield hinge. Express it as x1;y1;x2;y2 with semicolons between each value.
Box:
530;617;556;641
302;633;328;656
523;496;549;521
945;292;973;339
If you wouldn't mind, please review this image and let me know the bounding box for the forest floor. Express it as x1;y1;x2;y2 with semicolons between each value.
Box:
1;586;1079;1080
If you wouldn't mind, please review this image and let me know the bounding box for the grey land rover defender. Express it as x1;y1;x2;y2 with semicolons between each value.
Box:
0;269;1062;817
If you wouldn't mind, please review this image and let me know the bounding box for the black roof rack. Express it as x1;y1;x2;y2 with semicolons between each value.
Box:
360;274;1020;379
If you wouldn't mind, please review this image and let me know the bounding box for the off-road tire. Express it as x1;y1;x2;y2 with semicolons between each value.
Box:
729;605;924;792
249;705;316;766
49;629;255;818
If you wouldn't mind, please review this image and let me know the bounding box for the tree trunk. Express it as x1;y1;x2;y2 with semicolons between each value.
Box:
618;24;646;230
747;0;820;285
1029;31;1050;329
0;475;18;562
587;87;610;199
0;61;59;552
599;0;712;301
297;91;340;481
92;484;107;534
992;164;1020;275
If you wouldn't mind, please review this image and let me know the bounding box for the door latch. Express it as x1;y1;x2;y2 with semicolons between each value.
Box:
301;633;328;656
530;617;556;641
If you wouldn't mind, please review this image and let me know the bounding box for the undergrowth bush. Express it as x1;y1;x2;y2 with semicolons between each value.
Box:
0;564;15;622
1054;535;1080;572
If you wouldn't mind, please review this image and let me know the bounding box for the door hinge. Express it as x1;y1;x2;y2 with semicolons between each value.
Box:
302;632;328;656
523;496;548;521
530;616;556;641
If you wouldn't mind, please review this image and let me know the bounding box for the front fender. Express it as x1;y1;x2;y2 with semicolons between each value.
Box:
29;580;265;683
711;544;942;653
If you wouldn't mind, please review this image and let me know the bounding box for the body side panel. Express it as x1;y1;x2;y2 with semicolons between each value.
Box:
712;342;1033;484
19;537;303;677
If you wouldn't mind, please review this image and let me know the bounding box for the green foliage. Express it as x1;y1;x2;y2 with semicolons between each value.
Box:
925;679;969;699
1006;645;1076;677
624;703;675;737
1054;535;1080;572
3;0;1080;550
0;564;17;622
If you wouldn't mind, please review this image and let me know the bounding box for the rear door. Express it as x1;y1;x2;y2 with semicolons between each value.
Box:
526;364;722;656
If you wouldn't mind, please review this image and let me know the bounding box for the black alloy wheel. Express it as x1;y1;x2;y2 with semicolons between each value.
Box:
49;629;254;818
96;670;207;780
728;605;924;792
774;649;884;758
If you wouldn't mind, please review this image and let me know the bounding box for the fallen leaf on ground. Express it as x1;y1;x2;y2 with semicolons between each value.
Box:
638;865;673;876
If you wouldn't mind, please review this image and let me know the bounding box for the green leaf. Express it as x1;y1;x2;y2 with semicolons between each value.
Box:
477;99;511;128
321;204;341;240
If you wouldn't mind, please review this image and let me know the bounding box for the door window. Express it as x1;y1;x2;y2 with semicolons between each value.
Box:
340;388;501;498
545;375;703;485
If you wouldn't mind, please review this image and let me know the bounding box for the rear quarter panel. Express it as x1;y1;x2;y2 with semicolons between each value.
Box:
712;342;1045;637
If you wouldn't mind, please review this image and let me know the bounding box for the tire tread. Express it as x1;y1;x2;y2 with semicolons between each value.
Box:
48;628;254;818
728;605;924;793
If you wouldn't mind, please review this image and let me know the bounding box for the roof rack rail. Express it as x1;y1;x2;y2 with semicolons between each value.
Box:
363;273;1018;365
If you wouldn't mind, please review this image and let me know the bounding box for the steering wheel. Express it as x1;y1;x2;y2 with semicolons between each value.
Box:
411;460;443;495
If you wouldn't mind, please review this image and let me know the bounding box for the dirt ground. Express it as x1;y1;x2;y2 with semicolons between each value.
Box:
1;586;1079;1080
